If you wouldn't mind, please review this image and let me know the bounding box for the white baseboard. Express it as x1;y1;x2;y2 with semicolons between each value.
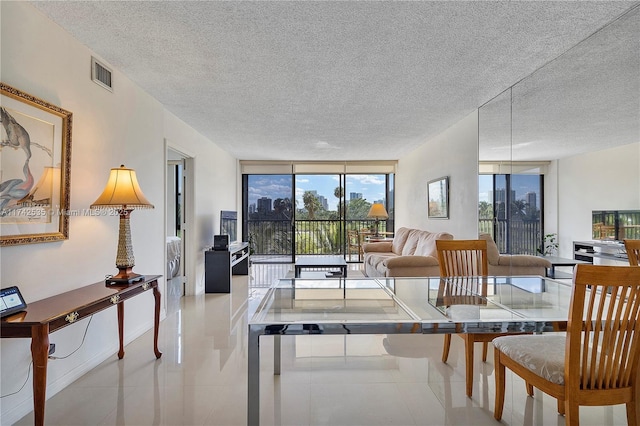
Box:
1;320;155;425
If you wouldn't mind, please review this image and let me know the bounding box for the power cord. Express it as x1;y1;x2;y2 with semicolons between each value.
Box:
48;315;93;360
0;315;93;398
0;314;93;398
0;361;32;398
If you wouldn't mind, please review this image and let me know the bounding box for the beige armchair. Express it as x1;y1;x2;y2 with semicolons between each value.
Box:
478;233;551;276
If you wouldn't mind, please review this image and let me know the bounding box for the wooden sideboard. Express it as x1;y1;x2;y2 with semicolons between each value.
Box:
0;275;162;426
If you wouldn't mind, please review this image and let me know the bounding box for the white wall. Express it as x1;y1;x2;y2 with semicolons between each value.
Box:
163;111;238;295
0;3;236;423
396;111;479;239
557;142;640;257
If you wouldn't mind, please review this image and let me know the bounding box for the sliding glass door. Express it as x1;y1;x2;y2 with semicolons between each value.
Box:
294;174;343;256
479;174;543;255
244;175;294;263
243;171;394;262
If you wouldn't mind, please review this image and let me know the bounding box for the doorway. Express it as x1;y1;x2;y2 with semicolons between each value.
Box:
166;148;189;314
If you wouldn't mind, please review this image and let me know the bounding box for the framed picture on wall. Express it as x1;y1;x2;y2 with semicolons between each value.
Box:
0;83;72;246
427;176;449;219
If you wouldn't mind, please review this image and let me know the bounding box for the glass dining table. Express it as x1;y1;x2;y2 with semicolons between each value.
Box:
247;275;573;425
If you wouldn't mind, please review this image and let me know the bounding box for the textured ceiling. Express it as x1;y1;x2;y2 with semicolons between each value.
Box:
30;1;639;161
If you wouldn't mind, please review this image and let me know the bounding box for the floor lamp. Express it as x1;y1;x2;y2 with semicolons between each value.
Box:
91;165;154;285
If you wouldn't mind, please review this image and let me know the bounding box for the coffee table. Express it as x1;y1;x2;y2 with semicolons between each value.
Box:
541;255;589;278
294;255;347;278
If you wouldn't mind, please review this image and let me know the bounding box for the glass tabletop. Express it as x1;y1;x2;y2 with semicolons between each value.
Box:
420;276;572;323
251;278;418;323
249;276;572;327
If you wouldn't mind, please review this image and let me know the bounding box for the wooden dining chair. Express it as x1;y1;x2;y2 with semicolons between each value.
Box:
493;264;640;425
436;239;496;397
624;239;640;266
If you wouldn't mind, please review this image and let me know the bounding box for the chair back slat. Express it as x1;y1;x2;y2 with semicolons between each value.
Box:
570;265;640;393
436;239;488;278
624;239;640;266
619;288;640;386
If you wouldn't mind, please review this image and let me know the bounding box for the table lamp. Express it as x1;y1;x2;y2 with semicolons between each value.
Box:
18;165;60;206
91;165;154;285
367;203;388;237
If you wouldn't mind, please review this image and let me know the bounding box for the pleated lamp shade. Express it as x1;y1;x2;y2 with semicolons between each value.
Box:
91;165;154;209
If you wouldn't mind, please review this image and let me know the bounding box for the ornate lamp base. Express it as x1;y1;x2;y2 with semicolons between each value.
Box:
105;209;145;285
106;268;145;285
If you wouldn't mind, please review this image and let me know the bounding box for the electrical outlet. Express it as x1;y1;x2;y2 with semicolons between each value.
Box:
48;343;56;356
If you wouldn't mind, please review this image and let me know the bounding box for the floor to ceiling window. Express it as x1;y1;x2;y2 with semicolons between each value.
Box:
479;173;543;255
242;163;395;262
243;174;294;263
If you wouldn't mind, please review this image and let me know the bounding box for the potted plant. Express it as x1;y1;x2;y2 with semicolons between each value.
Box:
537;233;558;256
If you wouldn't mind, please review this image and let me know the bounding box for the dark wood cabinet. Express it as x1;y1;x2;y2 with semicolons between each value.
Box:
205;242;249;293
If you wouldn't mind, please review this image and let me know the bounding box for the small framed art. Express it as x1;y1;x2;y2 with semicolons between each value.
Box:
427;176;449;219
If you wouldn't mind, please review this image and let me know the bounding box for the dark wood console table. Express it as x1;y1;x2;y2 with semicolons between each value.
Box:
0;275;162;426
205;242;249;293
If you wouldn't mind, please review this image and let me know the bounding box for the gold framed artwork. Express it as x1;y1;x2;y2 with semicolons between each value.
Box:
427;176;449;219
1;83;72;246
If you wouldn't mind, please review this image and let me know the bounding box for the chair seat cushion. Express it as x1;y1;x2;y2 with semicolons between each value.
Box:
492;335;566;385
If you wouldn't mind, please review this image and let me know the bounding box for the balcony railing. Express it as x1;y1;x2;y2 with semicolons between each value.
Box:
246;219;392;256
479;218;541;255
247;218;539;257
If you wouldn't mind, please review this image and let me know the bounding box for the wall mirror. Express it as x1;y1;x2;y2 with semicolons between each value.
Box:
478;5;639;260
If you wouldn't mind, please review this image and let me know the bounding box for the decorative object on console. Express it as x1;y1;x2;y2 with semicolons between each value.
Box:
91;165;154;284
427;176;449;219
367;203;388;237
213;234;229;251
0;83;72;246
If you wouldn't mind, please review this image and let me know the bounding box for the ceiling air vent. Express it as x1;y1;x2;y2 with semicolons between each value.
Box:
91;57;113;92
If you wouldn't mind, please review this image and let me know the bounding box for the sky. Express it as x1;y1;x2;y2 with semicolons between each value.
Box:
248;174;387;211
249;174;538;211
479;175;540;203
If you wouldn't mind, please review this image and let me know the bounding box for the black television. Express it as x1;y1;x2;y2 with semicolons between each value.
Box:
220;210;238;243
592;210;640;241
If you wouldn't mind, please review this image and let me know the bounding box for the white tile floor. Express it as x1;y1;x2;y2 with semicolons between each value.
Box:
15;265;630;425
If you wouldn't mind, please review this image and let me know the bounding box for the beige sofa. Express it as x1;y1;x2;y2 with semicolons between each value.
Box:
362;227;454;277
362;228;551;278
479;233;551;276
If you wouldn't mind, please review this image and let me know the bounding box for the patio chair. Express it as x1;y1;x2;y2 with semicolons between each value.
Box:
347;229;361;262
493;264;640;425
624;239;640;266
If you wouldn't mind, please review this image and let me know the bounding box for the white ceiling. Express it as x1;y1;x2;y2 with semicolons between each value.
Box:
30;1;639;161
